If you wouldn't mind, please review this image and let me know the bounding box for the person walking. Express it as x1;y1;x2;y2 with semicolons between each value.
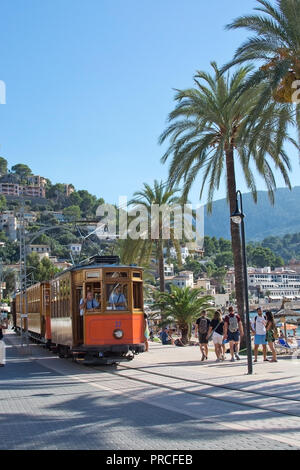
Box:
206;310;224;362
251;307;269;363
195;310;211;361
223;306;243;362
144;313;150;352
265;311;278;363
0;315;8;367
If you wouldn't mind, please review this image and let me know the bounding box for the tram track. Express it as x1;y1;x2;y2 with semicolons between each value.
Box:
92;362;300;420
119;363;300;403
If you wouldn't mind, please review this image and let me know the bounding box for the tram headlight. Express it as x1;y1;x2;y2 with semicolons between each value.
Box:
113;329;124;339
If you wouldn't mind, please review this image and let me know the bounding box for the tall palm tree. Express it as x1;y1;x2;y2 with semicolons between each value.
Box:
159;62;295;326
153;286;214;344
223;0;300;129
119;180;183;292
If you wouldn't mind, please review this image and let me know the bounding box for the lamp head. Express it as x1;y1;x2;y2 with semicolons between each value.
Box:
231;202;244;225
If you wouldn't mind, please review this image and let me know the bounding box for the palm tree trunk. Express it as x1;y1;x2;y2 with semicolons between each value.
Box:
225;146;246;332
181;325;189;345
158;240;165;292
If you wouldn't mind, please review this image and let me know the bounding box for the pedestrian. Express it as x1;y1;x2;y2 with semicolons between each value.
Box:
160;328;172;345
265;311;278;363
251;307;269;362
223;306;243;362
144;313;150;352
195;310;211;361
0;315;8;367
206;310;224;362
219;310;227;359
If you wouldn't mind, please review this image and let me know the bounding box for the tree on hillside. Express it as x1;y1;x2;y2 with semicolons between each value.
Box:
0;157;8;175
77;190;98;217
211;267;227;293
26;253;61;283
11;164;32;181
214;252;234;268
204;236;219;257
0;195;6;211
247;245;284;269
3;269;16;296
63;205;81;222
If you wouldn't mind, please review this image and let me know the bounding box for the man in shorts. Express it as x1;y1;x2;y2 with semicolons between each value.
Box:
195;310;211;361
251;307;269;362
223;306;244;362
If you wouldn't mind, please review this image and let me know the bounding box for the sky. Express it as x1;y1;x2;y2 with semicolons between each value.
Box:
0;0;299;207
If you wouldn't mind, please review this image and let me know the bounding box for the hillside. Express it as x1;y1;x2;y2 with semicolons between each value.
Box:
204;186;300;242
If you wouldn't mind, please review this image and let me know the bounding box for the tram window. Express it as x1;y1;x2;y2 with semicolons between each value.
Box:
106;272;127;278
106;284;128;311
133;272;142;279
82;282;102;310
133;282;143;309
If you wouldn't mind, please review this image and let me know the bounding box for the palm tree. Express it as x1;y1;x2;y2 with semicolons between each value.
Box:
159;62;295;327
153;286;213;344
223;0;300;129
119;180;183;292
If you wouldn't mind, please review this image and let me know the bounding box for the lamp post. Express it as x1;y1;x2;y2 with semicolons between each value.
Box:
231;190;253;375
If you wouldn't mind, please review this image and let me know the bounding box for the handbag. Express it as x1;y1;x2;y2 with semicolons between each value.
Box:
207;321;222;342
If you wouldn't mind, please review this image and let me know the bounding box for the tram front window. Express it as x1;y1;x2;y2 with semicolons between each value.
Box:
106;284;128;310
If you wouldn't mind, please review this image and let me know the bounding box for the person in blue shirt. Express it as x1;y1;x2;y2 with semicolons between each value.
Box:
80;291;100;315
161;328;173;345
108;285;127;310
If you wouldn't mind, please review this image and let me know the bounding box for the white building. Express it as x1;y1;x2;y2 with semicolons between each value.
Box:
0;212;17;241
164;263;174;277
69;243;82;254
166;246;190;264
27;245;51;260
172;271;194;289
248;267;300;300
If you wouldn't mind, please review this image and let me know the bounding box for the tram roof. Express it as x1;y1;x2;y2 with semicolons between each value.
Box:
54;263;143;278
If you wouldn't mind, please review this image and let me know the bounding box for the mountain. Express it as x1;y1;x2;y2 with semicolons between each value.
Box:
204;186;300;242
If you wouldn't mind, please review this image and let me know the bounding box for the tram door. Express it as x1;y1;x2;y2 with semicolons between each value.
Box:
75;286;83;345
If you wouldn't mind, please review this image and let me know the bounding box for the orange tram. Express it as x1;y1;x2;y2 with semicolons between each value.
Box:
14;256;146;364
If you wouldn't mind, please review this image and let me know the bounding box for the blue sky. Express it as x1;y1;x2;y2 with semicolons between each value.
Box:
0;0;299;206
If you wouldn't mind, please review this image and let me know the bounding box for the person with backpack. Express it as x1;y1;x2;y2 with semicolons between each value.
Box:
206;310;224;362
265;311;278;363
195;310;211;361
223;306;243;362
251;307;269;363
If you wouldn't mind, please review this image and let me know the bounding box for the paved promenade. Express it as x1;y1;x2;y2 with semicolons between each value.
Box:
1;330;300;450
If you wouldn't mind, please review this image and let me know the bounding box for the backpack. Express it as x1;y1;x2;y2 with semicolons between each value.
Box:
254;315;267;331
199;318;208;334
228;315;238;333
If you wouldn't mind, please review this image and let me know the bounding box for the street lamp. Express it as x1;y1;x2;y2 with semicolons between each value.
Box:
231;190;253;375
